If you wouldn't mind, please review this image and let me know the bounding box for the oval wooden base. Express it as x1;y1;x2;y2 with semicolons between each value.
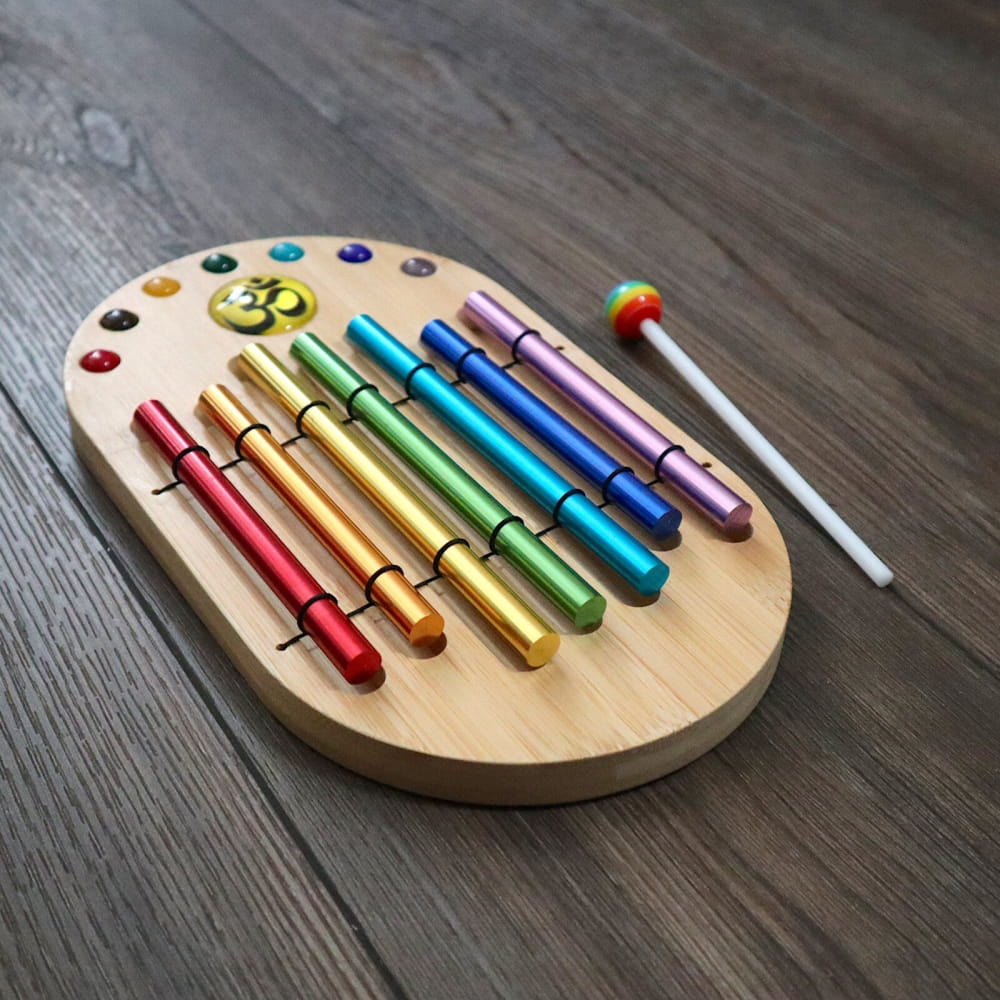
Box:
64;236;791;804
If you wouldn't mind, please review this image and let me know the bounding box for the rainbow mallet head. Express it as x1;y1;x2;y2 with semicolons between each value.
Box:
604;281;662;340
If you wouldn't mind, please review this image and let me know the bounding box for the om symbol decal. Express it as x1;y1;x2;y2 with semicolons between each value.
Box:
208;275;317;335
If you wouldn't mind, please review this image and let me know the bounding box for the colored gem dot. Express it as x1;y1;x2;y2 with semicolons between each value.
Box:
142;275;181;297
269;241;305;262
80;349;121;373
338;242;373;263
202;252;238;273
99;308;139;330
401;257;436;277
208;274;318;335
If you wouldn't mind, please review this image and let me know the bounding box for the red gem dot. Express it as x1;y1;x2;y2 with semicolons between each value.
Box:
80;349;121;373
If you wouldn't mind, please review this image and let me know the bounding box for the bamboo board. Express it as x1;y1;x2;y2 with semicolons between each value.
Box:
64;236;791;804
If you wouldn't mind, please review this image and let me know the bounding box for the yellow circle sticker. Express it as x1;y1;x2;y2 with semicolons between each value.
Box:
208;275;316;335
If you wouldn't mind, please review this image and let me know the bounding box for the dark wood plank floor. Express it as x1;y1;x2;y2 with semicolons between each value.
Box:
2;1;997;997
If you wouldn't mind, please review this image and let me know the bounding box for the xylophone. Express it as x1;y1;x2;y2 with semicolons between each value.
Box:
64;236;791;805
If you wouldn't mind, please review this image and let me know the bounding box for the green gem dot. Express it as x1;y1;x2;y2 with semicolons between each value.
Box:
202;252;238;273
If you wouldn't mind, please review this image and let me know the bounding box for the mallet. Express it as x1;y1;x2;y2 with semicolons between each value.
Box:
606;281;893;587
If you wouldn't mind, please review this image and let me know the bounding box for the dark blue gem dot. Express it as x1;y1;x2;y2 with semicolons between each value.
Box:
338;242;373;263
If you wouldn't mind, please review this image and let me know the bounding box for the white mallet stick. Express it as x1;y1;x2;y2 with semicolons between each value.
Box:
606;281;893;587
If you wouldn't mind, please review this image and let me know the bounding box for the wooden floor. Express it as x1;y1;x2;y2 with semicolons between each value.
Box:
2;1;998;996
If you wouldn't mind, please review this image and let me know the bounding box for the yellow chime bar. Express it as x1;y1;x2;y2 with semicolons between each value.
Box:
237;344;560;668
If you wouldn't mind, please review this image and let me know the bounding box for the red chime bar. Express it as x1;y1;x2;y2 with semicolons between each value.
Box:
133;399;381;684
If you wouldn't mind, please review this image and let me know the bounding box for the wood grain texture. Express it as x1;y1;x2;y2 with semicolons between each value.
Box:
608;0;1000;226
0;392;399;999
65;236;790;803
0;0;998;996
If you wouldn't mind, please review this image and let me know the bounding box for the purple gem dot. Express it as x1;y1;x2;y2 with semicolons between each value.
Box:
401;257;436;277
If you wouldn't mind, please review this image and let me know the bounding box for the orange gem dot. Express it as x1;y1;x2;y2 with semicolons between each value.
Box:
142;276;181;297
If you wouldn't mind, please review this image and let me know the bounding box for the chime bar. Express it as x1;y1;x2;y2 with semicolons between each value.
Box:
421;319;681;539
344;315;668;596
132;398;381;684
198;384;444;645
237;343;560;667
462;290;752;534
291;332;605;629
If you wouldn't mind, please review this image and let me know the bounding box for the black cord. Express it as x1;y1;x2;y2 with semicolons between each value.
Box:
551;488;585;524
296;592;339;633
599;465;634;502
403;362;435;397
487;515;524;554
453;346;486;380
653;444;685;480
170;445;209;482
343;383;376;420
295;399;331;434
431;537;470;575
232;423;270;460
364;564;403;603
510;329;540;363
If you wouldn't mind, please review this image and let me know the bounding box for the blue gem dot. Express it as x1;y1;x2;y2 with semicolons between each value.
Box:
338;242;373;263
269;241;305;262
